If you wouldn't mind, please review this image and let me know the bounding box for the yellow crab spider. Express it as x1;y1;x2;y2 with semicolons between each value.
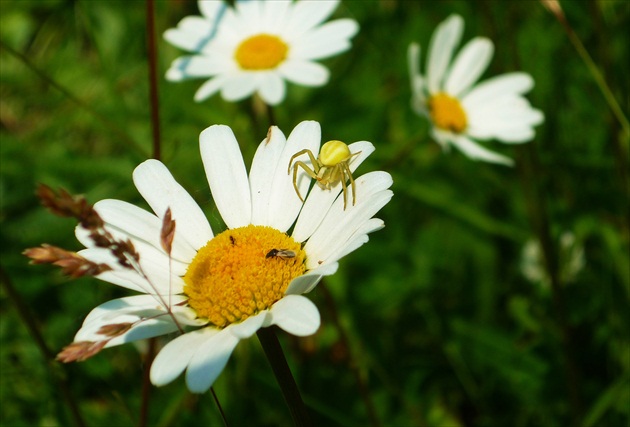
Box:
287;140;361;210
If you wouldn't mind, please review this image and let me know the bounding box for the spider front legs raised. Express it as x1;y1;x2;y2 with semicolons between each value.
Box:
287;142;361;210
287;149;321;203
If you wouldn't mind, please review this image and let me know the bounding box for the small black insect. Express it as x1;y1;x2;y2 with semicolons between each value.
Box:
265;249;296;259
229;236;236;245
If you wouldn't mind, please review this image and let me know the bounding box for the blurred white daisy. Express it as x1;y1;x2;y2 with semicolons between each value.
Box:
59;121;392;393
408;14;544;165
164;0;359;105
521;232;585;286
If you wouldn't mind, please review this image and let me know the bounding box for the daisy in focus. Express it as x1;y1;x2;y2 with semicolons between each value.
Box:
164;0;359;105
408;14;544;165
28;121;391;393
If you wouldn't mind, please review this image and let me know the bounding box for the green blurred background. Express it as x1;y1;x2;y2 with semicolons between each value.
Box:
1;1;628;426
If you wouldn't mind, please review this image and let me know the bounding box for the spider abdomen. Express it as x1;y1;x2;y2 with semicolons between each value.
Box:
319;140;352;167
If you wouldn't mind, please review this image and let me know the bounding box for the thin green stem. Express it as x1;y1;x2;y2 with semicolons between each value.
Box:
138;2;161;424
546;3;629;195
561;19;630;138
265;103;277;127
0;39;148;161
0;265;86;427
257;327;313;427
139;337;157;427
210;387;229;427
146;0;161;161
517;145;583;425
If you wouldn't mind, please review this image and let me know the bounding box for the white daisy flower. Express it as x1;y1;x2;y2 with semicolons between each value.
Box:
63;121;392;393
164;0;359;105
408;14;544;166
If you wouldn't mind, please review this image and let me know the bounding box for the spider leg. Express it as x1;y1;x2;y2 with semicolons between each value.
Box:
348;150;362;161
292;161;318;202
339;166;348;210
288;149;319;175
343;162;356;207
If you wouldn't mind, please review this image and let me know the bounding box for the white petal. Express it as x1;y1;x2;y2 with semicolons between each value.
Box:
279;60;329;86
451;134;514;166
462;72;534;109
492;126;536;143
290;19;358;60
307;190;392;269
186;330;240;393
133;160;213;250
228;312;268;339
285;0;340;37
260;0;291;33
164;16;212;52
75;223;188;278
270;295;320;336
266;121;321;232
430;128;452;151
467;98;544;142
233;0;263;35
292;141;375;243
444;37;493;97
427;14;464;93
408;43;423;93
250;126;287;226
304;172;393;269
75;295;190;347
325;234;369;265
165;56;230;81
93;199;196;263
77;248;149;293
198;0;227;21
324;217;385;265
285;262;338;295
200;125;252;228
78;243;185;295
151;328;217;387
221;73;259;101
81;295;166;324
408;43;428;116
258;72;286;105
194;75;229;102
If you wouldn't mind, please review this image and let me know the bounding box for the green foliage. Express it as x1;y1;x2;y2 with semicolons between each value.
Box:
1;1;628;426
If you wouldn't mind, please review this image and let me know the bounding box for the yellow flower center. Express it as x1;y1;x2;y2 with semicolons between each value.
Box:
429;92;468;133
235;34;288;70
183;225;306;328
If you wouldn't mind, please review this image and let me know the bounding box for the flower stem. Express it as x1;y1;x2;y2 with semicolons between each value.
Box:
257;327;313;427
211;387;230;427
146;0;161;161
517;145;583;425
139;337;157;427
138;2;161;425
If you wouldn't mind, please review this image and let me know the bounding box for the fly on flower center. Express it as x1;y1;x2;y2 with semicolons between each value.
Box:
183;225;305;328
429;92;468;133
235;34;289;70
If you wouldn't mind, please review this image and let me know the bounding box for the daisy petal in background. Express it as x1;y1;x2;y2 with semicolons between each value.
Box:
164;0;359;105
52;121;391;394
408;14;544;166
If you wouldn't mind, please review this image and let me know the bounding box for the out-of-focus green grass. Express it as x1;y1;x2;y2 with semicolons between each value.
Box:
1;1;628;426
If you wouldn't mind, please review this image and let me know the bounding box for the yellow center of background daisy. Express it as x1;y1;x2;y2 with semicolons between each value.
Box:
235;34;289;70
429;92;468;133
184;225;305;328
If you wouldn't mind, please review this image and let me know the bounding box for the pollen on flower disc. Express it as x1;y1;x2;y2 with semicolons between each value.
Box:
184;225;305;327
235;34;289;70
429;92;468;133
